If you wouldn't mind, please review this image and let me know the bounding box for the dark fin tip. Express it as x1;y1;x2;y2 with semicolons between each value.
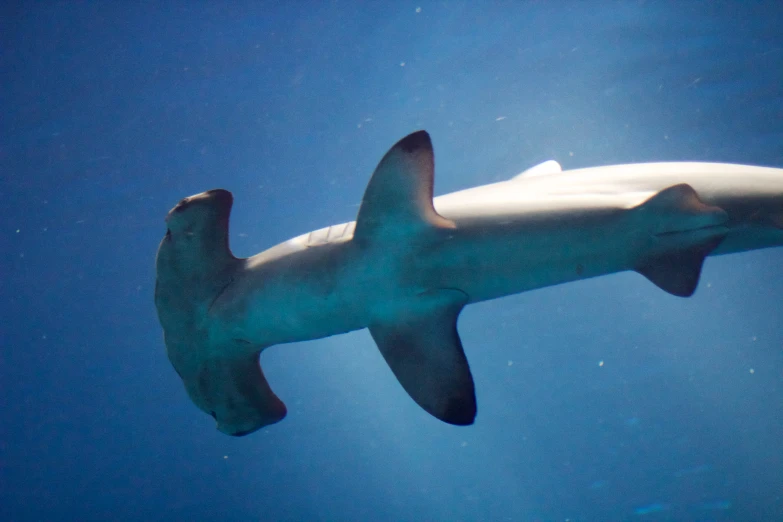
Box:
442;396;477;426
229;427;256;437
396;130;431;153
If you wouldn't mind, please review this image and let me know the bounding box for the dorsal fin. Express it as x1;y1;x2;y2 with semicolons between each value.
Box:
353;131;455;243
511;160;562;180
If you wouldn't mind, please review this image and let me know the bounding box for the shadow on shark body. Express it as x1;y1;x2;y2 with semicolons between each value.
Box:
155;131;783;436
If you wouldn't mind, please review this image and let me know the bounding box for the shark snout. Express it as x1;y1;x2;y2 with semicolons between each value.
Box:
165;189;234;231
203;188;233;203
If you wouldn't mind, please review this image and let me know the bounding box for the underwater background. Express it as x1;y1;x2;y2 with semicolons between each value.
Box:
2;2;782;521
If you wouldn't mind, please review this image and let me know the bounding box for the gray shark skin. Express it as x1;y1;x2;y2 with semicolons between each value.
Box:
155;131;783;437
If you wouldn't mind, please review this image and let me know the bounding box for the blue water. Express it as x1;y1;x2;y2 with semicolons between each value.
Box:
2;2;782;521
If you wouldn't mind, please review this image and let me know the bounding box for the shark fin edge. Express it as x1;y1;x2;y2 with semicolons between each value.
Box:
369;289;476;425
635;234;726;297
354;130;455;244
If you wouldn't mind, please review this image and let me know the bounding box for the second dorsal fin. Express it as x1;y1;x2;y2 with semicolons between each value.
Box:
511;160;562;180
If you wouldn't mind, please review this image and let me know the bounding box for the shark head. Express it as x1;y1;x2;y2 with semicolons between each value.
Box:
157;188;287;436
159;189;236;286
166;189;233;246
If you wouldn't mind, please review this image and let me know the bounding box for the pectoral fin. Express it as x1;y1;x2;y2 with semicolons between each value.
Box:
369;289;476;425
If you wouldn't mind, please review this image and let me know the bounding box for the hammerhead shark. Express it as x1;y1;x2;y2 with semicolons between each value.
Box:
155;131;783;436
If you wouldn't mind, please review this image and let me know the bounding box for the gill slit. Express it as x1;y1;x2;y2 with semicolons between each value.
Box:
208;277;234;313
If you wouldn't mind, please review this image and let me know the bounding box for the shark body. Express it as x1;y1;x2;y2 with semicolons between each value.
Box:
155;131;783;436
